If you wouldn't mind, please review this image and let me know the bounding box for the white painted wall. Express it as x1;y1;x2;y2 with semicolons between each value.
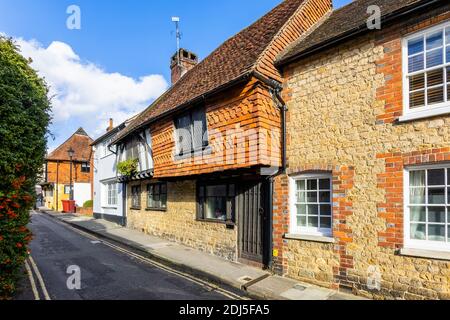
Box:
74;182;91;207
93;139;124;219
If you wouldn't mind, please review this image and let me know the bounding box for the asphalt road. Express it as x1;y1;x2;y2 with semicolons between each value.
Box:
20;212;241;300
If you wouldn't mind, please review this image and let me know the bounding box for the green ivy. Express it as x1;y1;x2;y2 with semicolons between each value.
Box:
117;159;139;177
0;37;51;299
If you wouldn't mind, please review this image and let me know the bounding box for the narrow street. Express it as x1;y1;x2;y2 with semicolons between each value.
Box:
21;211;244;300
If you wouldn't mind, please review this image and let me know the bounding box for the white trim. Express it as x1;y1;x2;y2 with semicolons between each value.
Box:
403;164;450;253
401;21;450;121
289;173;333;237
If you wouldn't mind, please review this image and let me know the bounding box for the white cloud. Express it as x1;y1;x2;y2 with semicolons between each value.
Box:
14;37;168;136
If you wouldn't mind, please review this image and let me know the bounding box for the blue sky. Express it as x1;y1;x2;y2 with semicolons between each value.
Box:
0;0;352;150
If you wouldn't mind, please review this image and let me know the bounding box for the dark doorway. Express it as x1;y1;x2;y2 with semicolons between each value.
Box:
237;180;270;266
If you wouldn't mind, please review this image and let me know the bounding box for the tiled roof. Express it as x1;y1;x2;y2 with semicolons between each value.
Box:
276;0;429;66
47;127;93;162
113;0;307;143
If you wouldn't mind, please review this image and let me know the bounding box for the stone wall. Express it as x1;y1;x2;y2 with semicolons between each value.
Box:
126;179;237;261
276;8;450;300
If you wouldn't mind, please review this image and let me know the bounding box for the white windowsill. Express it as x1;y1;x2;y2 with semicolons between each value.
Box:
102;206;118;209
284;233;335;243
399;248;450;261
398;105;450;122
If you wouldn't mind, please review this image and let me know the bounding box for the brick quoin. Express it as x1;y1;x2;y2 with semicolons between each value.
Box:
377;148;450;249
273;165;355;290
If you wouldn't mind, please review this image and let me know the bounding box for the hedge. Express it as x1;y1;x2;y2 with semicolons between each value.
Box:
0;37;51;299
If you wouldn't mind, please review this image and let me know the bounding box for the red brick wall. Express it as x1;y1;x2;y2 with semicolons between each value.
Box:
376;7;450;124
46;161;91;184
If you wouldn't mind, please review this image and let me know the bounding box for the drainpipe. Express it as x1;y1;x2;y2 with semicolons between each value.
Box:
252;71;288;271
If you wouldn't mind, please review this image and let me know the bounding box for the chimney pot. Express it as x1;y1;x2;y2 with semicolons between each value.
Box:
170;48;198;85
107;118;114;132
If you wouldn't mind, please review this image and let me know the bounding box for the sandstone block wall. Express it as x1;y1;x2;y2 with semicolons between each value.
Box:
276;8;450;300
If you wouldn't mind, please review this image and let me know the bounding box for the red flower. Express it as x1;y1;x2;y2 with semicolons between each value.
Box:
16;243;23;248
0;235;3;241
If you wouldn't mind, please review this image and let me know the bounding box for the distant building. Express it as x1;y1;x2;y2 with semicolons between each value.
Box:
41;128;93;211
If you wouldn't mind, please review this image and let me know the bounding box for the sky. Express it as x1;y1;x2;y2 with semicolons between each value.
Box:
0;0;352;151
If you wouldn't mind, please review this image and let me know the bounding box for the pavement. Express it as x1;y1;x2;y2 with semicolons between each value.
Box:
38;208;364;300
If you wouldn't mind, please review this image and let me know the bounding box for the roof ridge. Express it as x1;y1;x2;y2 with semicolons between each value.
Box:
276;9;333;64
254;0;312;74
47;128;93;160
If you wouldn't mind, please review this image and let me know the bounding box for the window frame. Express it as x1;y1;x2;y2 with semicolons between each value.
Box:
404;164;450;252
81;162;91;173
64;185;72;195
147;182;167;211
174;106;209;157
289;173;333;237
130;185;141;209
105;182;118;207
196;181;235;224
401;21;450;121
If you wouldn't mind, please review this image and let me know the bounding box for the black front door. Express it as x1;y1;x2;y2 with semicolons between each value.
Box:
237;180;269;265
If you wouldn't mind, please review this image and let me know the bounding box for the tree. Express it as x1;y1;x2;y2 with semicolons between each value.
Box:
0;37;51;298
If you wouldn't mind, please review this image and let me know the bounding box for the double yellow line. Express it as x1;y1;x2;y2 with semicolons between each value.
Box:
24;256;51;300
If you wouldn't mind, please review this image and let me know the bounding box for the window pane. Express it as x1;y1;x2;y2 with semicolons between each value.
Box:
427;69;444;87
408;54;424;72
206;185;227;197
428;207;445;223
446;46;450;63
307;204;319;215
161;194;167;208
428;168;445;185
161;183;167;194
410;207;426;222
427;86;444;105
409;90;425;108
410;187;425;204
319;191;330;203
428;188;445;204
320;204;331;216
296;204;307;215
426;49;443;68
446;28;450;44
428;224;445;242
192;108;208;150
410;170;425;186
297;215;307;227
408;37;423;55
409;73;425;91
307;179;317;190
308;216;318;228
176;114;192;154
205;197;226;220
297;180;306;191
426;31;443;50
228;184;235;197
410;223;426;240
319;179;330;190
320;217;332;229
297;191;306;202
307;192;317;202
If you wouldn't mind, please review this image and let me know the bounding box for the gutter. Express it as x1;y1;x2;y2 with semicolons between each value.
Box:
276;0;443;68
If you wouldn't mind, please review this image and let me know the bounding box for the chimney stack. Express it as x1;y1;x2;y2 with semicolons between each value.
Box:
170;48;198;85
107;118;114;132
